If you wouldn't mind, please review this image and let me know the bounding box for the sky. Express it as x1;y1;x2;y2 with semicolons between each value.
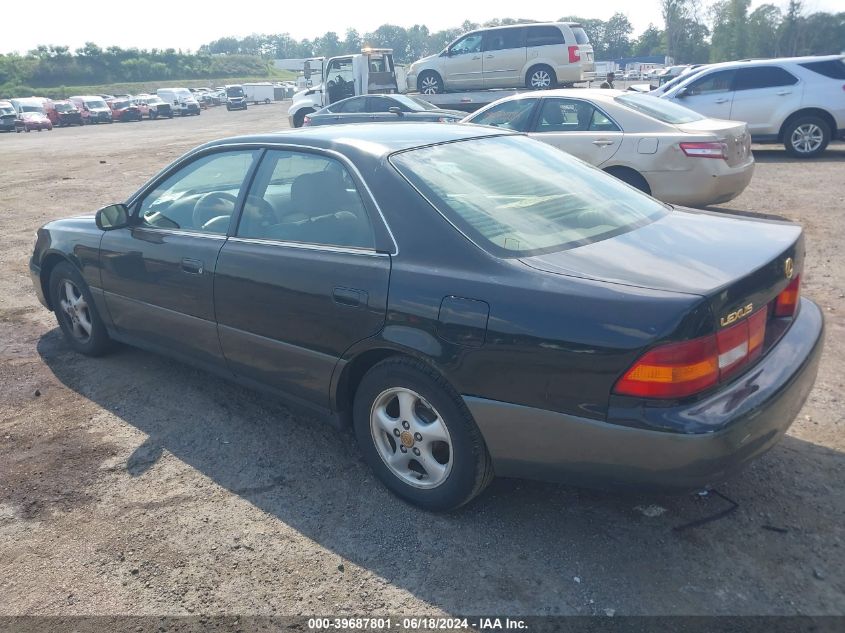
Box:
1;0;842;54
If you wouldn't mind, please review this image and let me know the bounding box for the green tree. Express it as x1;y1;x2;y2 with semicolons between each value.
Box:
633;24;665;56
710;0;751;61
746;4;782;57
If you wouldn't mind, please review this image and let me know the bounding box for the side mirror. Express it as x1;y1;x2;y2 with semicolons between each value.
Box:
95;204;130;231
388;106;403;116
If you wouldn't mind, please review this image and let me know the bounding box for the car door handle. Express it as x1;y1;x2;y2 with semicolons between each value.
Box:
777;90;792;96
472;56;481;60
715;98;729;104
592;139;615;146
333;287;367;307
485;55;494;59
181;258;204;275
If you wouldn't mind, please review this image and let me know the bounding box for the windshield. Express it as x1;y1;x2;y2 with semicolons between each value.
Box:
0;105;13;115
400;95;437;110
85;99;107;109
616;93;705;124
20;104;42;112
391;135;667;257
55;103;76;112
112;100;131;109
226;86;244;97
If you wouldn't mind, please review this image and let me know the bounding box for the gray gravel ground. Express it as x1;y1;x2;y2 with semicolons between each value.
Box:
0;104;843;617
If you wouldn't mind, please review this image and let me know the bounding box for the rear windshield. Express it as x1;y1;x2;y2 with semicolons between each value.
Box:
616;93;705;124
571;27;590;45
391;135;667;257
799;59;845;79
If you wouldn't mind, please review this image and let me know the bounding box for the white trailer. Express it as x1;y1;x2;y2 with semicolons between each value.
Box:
243;82;275;104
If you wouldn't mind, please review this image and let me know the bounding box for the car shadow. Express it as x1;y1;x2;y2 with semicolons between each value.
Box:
751;144;845;164
37;328;845;614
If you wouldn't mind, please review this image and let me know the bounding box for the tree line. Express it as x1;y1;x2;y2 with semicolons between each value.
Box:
2;1;843;95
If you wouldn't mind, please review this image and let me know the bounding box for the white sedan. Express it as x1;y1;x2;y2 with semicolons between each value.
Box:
462;89;754;207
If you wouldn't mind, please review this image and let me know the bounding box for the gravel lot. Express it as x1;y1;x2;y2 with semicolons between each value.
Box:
0;104;843;618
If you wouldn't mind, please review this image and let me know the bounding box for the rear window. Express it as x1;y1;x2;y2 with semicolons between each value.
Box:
391;135;667;257
799;59;845;79
733;66;798;91
526;25;565;47
616;94;705;124
571;27;590;45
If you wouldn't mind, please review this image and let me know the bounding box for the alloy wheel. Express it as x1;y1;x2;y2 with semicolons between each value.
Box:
530;69;552;89
420;76;440;95
790;123;823;155
59;279;92;342
369;387;453;489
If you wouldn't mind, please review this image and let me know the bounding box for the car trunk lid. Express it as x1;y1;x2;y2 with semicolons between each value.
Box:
520;208;803;327
676;118;752;167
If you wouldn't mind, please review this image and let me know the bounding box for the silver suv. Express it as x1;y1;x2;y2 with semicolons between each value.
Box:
659;55;845;157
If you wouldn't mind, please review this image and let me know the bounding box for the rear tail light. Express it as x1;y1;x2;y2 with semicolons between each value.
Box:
568;46;581;63
302;115;312;126
615;307;771;399
774;275;800;317
680;141;728;159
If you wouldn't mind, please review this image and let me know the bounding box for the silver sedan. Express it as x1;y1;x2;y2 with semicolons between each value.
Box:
462;89;754;208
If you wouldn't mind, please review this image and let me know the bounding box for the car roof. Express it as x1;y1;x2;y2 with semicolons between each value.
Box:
477;88;627;106
463;21;581;36
685;54;843;72
203;123;512;158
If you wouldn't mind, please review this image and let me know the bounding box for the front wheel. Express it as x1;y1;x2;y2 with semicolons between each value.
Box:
784;116;830;158
49;262;112;356
417;71;444;95
353;357;493;511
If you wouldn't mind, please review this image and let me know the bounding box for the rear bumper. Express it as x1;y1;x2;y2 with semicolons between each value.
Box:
465;298;824;491
646;157;755;207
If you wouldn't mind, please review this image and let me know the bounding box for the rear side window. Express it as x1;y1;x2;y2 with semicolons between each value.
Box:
535;99;620;132
483;27;525;51
570;27;590;45
526;26;565;47
469;99;538;132
799;59;845;79
734;66;798;91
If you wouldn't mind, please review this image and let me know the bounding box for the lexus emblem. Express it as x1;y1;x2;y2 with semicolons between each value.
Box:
784;257;794;279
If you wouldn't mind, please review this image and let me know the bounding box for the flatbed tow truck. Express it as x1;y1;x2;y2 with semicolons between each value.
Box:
287;48;588;127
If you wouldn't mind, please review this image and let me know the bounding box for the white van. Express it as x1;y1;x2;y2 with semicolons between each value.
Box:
156;88;201;116
406;22;594;94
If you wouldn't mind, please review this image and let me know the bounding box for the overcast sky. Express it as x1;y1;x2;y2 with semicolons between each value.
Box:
2;0;841;54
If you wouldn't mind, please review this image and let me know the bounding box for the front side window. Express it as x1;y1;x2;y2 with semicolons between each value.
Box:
391;135;667;257
450;34;482;55
469;99;538;132
685;70;736;95
526;25;565;47
138;150;259;234
237;150;374;250
483;27;524;51
733;66;798;91
535;98;620;132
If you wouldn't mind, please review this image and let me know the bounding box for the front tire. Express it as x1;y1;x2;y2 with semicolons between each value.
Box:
417;71;444;95
49;262;112;356
784;115;830;158
527;65;556;90
353;357;493;511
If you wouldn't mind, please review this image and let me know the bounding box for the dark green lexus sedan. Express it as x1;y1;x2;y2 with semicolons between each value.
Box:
30;124;823;511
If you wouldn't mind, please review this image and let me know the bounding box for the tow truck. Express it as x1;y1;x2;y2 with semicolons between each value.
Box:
288;48;540;127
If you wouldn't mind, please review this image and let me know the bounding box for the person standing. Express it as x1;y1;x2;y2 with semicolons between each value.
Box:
600;72;616;89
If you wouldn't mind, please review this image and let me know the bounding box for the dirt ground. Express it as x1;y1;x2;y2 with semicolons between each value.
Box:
0;104;843;618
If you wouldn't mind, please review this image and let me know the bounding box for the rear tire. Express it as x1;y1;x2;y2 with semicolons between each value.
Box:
783;115;830;158
526;65;556;90
353;357;494;511
417;71;444;95
49;262;112;357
